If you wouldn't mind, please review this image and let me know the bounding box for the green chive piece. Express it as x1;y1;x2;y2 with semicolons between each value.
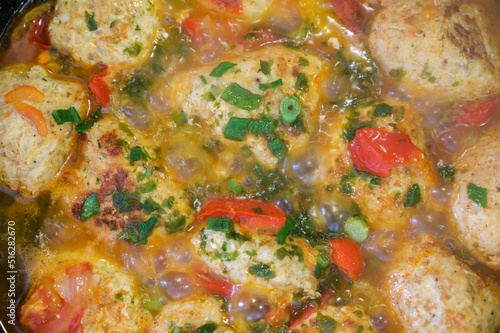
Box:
173;110;188;126
403;184;421;208
277;216;296;244
259;79;283;91
389;68;406;78
129;146;145;165
344;215;370;243
373;103;393;117
314;253;330;278
267;138;286;161
84;11;98;31
220;83;262;110
209;62;237;77
81;192;99;221
259;60;271;76
298;57;309;66
228;179;244;194
467;183;487;208
193;322;217;333
207;217;234;232
124;42;143;57
165;216;186;233
200;75;208;84
224;117;251;141
280;96;302;123
295;72;309;91
253;164;271;188
317;312;337;332
248;118;278;135
52;107;82;125
248;262;275;279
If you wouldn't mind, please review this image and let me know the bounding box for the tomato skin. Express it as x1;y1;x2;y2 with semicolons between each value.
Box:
29;13;51;49
455;100;498;126
193;270;235;298
329;238;364;280
198;198;287;234
89;77;110;107
349;128;423;178
329;0;367;34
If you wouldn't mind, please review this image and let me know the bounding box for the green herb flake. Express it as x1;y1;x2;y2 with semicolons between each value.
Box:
110;19;119;28
277;216;296;244
467;183;487;208
173;110;188;126
141;197;161;214
207;217;234;232
165;215;186;233
295;72;309;92
314;253;330;278
259;60;271;76
193;322;217;333
84;11;98;31
317;312;337;333
248;262;275;279
259;78;283;91
209;62;237;77
81;192;99;221
224;117;251;141
438;164;455;183
428;76;437;83
420;61;432;79
115;292;124;301
129;146;146;165
389;67;407;78
403;184;421;208
124;42;143;57
373;103;393;117
112;189;140;213
248;118;278;135
298;57;309;66
75;108;103;132
52;107;82;125
220;83;262;110
117;217;157;245
452;81;460;87
228;179;244;194
267;138;286;161
276;244;303;262
200;75;208;84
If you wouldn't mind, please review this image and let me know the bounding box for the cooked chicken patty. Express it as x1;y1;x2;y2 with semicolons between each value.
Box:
168;45;327;168
0;65;87;197
48;0;159;66
452;121;500;268
383;235;500;333
20;253;149;333
369;0;500;101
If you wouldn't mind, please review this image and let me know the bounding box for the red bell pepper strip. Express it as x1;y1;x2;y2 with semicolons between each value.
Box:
329;238;363;280
193;270;235;298
349;127;423;178
89;77;110;107
329;0;367;34
198;198;287;234
455;100;497;126
29;13;51;49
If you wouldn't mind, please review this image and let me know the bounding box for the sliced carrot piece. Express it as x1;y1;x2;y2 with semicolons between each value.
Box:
5;85;45;104
12;102;48;137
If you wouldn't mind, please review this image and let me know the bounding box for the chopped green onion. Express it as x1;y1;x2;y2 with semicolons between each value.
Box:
209;62;237;77
200;75;208;84
201;92;216;102
84;11;98;31
115;292;124;301
220;83;262;111
467;183;487;208
295;72;309;92
165;216;186;233
224;117;251;141
253;164;271;188
403;184;421;208
129;146;146;165
259;79;283;91
280;96;302;123
259;60;271;76
52;107;82;125
277;216;296;244
389;68;406;78
248;262;275;279
267;138;286;161
344;216;370;243
193;322;217;333
206;217;234;232
81;192;99;221
314;253;330;278
373;103;393;117
228;179;244;194
124;42;142;57
248;118;278;135
298;57;309;66
173;110;188;126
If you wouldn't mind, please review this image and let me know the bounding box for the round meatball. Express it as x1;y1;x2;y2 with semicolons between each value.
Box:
383;235;500;333
452;121;500;267
0;65;87;197
20;253;150;332
48;0;159;66
369;0;500;101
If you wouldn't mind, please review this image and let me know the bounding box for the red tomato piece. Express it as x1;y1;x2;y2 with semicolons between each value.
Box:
455;100;498;126
198;198;287;234
89;77;110;107
349;128;423;178
193;270;235;298
330;0;367;34
182;18;198;39
329;238;364;280
29;13;51;49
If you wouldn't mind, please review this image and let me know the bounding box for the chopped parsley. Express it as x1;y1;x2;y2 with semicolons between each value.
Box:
248;262;275;279
117;217;157;245
295;72;309;91
112;189;140;213
438;163;455;182
84;11;98;31
373;103;393;117
124;42;143;57
165;215;186;233
403;184;421;208
81;192;99;221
